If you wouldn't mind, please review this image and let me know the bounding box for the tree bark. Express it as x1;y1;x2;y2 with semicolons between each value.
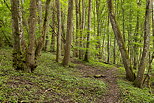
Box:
107;15;110;63
35;0;51;58
133;0;141;70
79;0;85;59
37;0;43;35
134;0;152;88
51;0;56;52
107;0;135;81
62;0;73;66
26;0;37;72
96;0;101;59
74;0;79;57
84;0;92;62
56;0;62;62
11;0;23;70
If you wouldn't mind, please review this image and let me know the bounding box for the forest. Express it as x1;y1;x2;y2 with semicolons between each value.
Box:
0;0;154;102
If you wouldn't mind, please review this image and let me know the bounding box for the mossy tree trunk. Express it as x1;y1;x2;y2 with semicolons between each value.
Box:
11;0;51;72
11;0;24;70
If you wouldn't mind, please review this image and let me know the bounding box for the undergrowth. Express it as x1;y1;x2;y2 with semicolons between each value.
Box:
0;48;106;102
118;67;154;103
78;59;114;69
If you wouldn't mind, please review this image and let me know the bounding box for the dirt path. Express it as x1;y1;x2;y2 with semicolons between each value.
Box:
72;60;121;103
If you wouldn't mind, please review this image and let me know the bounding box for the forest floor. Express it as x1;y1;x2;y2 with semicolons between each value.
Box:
72;60;120;103
0;48;154;102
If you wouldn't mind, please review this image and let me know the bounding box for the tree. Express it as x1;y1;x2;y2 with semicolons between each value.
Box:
79;0;85;59
107;0;135;81
26;0;37;72
56;0;62;62
84;0;92;62
11;0;51;72
11;0;37;72
11;0;25;71
96;0;101;59
62;0;73;66
35;0;51;58
51;0;56;52
133;0;141;70
134;0;152;88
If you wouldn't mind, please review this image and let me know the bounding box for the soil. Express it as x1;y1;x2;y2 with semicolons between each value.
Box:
72;60;121;103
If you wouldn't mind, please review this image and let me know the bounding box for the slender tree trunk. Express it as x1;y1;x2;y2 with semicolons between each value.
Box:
127;0;134;68
44;33;49;51
113;36;116;64
51;0;56;52
74;0;79;57
56;0;62;62
107;0;135;81
121;0;125;42
133;0;141;70
79;0;85;59
84;0;92;62
134;0;152;88
113;0;117;64
107;15;110;63
61;9;66;56
37;0;43;35
35;0;51;58
62;0;73;66
96;0;101;59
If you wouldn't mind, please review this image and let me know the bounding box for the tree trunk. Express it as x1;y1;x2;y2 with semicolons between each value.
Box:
51;0;56;52
35;0;51;58
96;0;101;59
107;0;135;81
26;0;37;72
133;0;141;70
84;0;92;62
74;0;79;57
11;0;24;70
62;0;73;66
134;0;152;88
107;15;110;63
56;0;62;62
79;0;85;59
37;0;43;36
44;34;50;51
121;0;125;42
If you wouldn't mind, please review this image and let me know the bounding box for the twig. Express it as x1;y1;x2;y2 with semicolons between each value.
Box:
3;0;11;12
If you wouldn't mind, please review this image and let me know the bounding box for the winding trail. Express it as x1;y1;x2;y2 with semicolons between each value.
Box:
72;60;121;103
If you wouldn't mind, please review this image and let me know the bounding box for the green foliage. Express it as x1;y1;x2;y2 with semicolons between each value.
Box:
117;67;154;103
0;0;12;47
0;48;106;102
118;79;154;103
84;59;114;68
